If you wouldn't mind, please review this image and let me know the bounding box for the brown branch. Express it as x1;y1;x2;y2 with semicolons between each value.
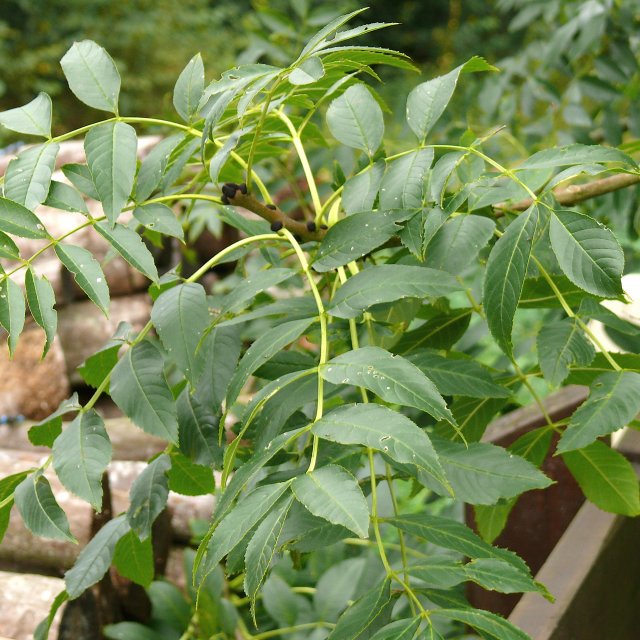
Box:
223;183;327;242
495;172;640;213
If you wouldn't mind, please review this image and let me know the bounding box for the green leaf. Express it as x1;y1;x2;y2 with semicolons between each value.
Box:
289;56;325;85
61;163;99;199
95;222;158;282
557;371;640;452
28;393;81;447
78;325;129;388
226;317;315;407
167;451;215;496
388;513;529;573
44;180;89;214
327;578;393;640
148;581;191;632
329;265;460;319
54;243;110;314
0;276;26;356
261;573;308;628
298;8;369;58
549;210;624;297
393;309;471;354
313;210;410;272
537;318;595;386
134;135;183;202
473;502;514;544
133;204;184;240
113;529;154;588
464;557;547;596
103;622;163;640
52;410;112;510
0;92;52;137
322;346;454;423
0;197;48;238
61;40;121;113
424;215;496;274
0;471;31;544
110;341;179;443
127;454;171;540
314;558;366;622
33;590;69;640
369;619;420;640
406;56;495;142
177;389;222;467
518;144;638;171
379;149;433;210
151;283;212;382
312;403;448;490
292;465;369;538
410;557;467;589
0;230;20;259
342;161;384;214
520;274;596;308
15;471;76;542
85;121;137;226
173;53;205;123
197;481;291;583
435;608;530;640
562;441;640;516
483;204;540;355
65;515;129;598
4;143;59;210
326;83;384;156
408;351;509;398
432;438;552;505
244;495;295;606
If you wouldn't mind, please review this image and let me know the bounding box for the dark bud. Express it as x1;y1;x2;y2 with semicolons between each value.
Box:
221;183;238;198
270;220;284;232
306;221;317;232
320;224;328;230
239;183;248;194
221;194;230;205
266;204;277;210
293;234;302;242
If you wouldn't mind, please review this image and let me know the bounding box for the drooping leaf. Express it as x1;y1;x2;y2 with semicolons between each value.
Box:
0;471;31;544
44;180;89;214
4;143;59;210
313;210;410;272
518;144;638;171
197;482;291;583
225;317;315;407
549;210;624;297
408;351;510;398
28;393;81;447
95;222;158;282
54;243;110;314
244;495;294;606
379;149;433;210
173;53;205;123
0;197;49;238
110;341;179;443
292;465;370;538
312;404;448;490
327;578;393;640
0;93;51;137
85;121;137;225
435;608;530;640
424;215;496;274
342;161;384;214
431;438;552;505
133;203;184;240
562;441;640;516
483;204;540;354
557;371;640;452
167;451;215;496
537;318;595;386
0;276;26;356
322;346;454;423
177;389;222;467
329;264;460;318
65;515;129;598
126;454;171;540
14;471;76;542
52;410;112;510
406;56;496;142
113;529;154;588
326;83;384;156
151;282;209;381
61;40;121;113
473;502;514;544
